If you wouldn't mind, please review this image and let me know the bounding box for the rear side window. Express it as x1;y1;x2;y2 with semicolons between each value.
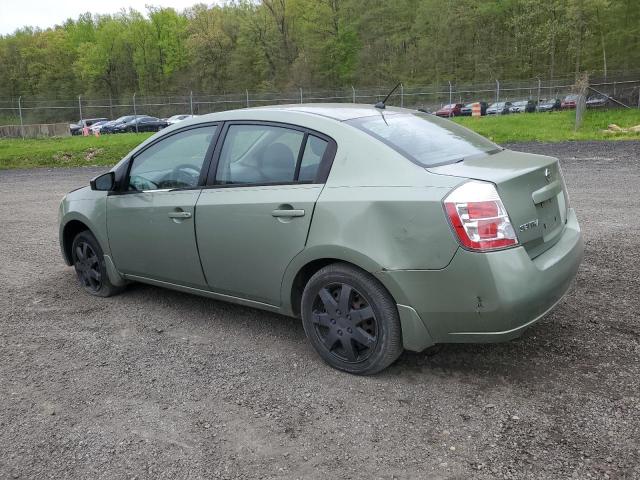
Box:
216;125;305;184
347;113;499;167
298;135;328;182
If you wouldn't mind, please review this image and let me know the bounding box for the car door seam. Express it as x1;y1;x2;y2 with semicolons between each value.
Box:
192;188;210;286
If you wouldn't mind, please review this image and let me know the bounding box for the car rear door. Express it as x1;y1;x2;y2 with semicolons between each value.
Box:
195;122;336;305
107;124;219;288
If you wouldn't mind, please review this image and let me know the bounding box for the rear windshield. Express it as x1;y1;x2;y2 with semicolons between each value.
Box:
347;112;499;167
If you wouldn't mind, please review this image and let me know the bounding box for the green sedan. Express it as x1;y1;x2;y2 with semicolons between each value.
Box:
59;104;583;374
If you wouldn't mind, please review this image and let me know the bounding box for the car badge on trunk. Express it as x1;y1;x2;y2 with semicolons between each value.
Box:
519;219;539;232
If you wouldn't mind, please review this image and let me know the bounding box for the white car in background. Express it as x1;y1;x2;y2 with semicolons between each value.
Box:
89;120;111;133
509;100;528;113
166;114;198;125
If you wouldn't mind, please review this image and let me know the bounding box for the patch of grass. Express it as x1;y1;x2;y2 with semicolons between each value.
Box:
0;133;153;169
453;108;640;143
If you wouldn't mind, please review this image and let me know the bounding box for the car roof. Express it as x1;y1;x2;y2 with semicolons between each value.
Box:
204;103;408;122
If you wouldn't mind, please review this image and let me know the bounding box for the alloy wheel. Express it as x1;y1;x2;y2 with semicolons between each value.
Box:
311;283;378;363
74;241;102;292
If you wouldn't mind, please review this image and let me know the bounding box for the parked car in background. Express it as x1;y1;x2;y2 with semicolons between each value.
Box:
112;116;168;133
100;115;138;134
435;103;464;117
460;102;488;116
70;123;82;136
509;100;529;113
486;102;512;115
89;120;110;134
586;94;610;108
166;114;199;125
70;117;109;135
561;94;580;109
537;98;561;112
59;104;583;374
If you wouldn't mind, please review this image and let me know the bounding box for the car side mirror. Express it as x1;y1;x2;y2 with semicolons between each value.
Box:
90;171;115;191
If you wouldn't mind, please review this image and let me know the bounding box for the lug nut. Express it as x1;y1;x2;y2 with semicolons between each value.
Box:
347;327;352;333
337;330;342;336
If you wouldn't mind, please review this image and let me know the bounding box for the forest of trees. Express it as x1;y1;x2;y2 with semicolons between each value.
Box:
0;0;639;100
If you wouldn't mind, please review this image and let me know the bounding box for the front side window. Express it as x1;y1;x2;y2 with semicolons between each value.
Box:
348;113;499;167
215;125;306;185
128;125;217;191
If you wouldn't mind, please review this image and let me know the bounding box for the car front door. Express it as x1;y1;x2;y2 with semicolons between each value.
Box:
195;122;335;305
107;124;219;288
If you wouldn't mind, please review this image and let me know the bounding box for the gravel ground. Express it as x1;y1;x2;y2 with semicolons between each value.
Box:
1;141;639;479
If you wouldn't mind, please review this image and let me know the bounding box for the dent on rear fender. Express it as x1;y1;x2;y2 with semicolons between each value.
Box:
278;186;460;316
306;186;459;271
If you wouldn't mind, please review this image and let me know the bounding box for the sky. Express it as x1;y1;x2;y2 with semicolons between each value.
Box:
0;0;216;35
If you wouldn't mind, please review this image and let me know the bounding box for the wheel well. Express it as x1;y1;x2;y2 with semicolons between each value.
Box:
290;258;339;317
289;257;387;317
62;220;89;264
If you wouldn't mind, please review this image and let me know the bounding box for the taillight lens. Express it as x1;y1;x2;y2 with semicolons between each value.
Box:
444;181;518;251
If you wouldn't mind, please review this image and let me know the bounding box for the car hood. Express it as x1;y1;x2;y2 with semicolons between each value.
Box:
63;185;98;201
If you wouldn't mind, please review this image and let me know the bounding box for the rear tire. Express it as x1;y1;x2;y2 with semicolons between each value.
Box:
71;231;122;297
301;263;403;375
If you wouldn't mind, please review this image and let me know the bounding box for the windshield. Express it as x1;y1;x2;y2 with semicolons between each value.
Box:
347;112;499;167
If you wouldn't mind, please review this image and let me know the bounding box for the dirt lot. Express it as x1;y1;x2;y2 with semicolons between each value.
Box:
1;141;639;479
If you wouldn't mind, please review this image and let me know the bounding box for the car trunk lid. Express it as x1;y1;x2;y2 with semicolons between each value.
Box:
429;149;569;258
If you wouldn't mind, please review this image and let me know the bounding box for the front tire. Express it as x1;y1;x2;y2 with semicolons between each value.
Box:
301;263;403;375
71;231;122;297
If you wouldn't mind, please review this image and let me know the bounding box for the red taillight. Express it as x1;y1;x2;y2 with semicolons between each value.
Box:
467;201;498;219
444;181;518;251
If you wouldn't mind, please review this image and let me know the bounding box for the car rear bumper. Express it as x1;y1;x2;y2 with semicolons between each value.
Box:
376;208;583;349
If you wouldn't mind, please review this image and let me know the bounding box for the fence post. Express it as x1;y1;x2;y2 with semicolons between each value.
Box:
109;94;113;119
18;96;24;139
537;77;541;105
352;85;356;103
78;95;83;123
190;91;194;115
448;81;452;109
400;83;404;107
246;89;249;108
133;92;138;134
300;87;303;104
496;79;500;114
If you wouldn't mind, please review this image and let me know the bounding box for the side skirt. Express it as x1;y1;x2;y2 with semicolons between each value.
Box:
123;273;283;315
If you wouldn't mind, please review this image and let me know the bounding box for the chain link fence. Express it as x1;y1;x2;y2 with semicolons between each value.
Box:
1;72;639;128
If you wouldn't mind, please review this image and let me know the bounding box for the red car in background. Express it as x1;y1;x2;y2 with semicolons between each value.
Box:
561;94;580;109
435;103;464;117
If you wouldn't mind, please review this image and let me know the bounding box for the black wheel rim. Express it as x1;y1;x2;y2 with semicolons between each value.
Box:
311;283;378;363
74;241;102;292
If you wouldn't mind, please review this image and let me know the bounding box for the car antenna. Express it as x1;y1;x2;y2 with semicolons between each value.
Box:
374;82;402;109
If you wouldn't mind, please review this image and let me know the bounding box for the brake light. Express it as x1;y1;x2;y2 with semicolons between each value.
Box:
444;181;518;251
